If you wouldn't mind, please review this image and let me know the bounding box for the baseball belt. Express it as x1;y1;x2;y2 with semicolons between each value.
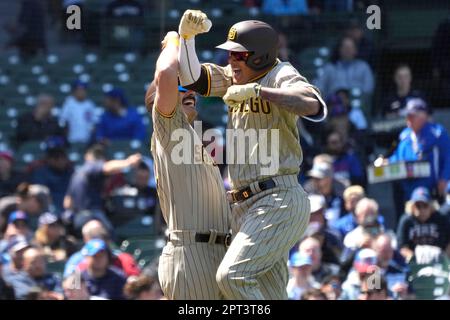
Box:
226;178;276;203
168;231;232;247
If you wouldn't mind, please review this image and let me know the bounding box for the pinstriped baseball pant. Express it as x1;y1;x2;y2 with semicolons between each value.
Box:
158;236;227;300
216;175;311;300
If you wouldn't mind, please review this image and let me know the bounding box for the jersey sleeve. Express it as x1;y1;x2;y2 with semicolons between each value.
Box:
275;65;327;122
151;103;187;150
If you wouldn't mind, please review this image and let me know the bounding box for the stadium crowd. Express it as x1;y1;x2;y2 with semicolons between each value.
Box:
1;0;450;300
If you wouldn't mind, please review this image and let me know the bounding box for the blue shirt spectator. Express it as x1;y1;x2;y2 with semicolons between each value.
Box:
262;0;308;15
66;160;105;213
31;147;73;213
326;131;365;186
95;88;146;142
314;37;374;99
79;239;127;300
389;99;450;199
333;212;385;239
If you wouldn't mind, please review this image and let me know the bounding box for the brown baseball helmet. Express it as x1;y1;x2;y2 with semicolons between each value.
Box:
216;20;278;71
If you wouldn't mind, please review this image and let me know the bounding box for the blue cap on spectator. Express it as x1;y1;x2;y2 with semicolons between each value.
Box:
410;186;431;203
8;211;28;224
178;85;188;92
81;239;108;257
106;88;128;106
405;98;428;115
71;80;88;90
288;252;312;268
38;212;59;227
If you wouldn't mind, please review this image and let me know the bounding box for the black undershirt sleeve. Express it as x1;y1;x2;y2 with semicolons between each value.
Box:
183;65;209;96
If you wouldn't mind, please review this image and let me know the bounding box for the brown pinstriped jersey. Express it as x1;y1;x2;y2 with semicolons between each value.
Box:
150;103;230;233
202;59;326;190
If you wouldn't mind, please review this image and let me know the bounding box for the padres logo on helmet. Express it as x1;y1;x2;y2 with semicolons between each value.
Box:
228;27;237;40
216;20;278;71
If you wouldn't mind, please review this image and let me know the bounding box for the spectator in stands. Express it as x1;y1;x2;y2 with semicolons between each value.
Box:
301;288;328;300
304;161;346;225
340;248;378;300
287;252;320;300
397;187;450;261
0;151;25;199
332;185;370;238
372;233;409;298
298;236;340;283
95;88;146;142
106;161;160;228
80;239;127;300
305;194;343;265
105;0;144;17
3;246;63;300
314;36;375;99
63;144;142;234
64;219;140;278
33;212;78;262
262;0;309;15
358;274;389;300
0;183;51;238
0;254;16;299
1;237;32;299
60;80;97;144
30;146;73;213
431;17;450;108
20;247;63;298
343;198;387;251
2;235;30;282
344;20;374;65
382;64;426;118
325;89;368;143
14;94;65;147
123;273;164;300
387;99;450;200
320;275;342;300
4;0;46;59
3;211;33;242
326;131;365;186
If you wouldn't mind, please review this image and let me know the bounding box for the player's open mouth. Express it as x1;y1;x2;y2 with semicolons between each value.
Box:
182;95;195;107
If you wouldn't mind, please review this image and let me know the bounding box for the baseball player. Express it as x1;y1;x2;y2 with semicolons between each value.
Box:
177;11;328;299
145;31;231;300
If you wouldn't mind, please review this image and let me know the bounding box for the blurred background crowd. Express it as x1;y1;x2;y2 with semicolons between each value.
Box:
0;0;450;300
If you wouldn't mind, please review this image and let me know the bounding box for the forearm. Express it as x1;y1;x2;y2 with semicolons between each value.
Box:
103;159;132;175
155;38;179;83
259;86;320;117
178;37;201;86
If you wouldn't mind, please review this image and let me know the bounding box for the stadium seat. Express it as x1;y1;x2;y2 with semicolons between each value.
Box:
115;215;158;241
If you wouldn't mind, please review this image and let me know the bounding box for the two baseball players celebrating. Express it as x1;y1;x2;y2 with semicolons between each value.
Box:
147;10;327;300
